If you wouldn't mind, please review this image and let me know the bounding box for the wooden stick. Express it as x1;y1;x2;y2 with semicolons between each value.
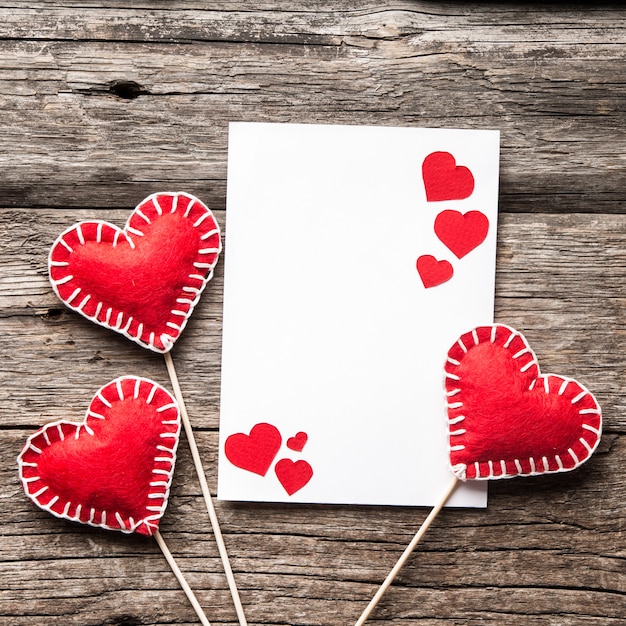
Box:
164;351;248;626
154;529;211;626
354;476;460;626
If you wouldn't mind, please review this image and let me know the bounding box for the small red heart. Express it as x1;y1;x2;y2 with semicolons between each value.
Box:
48;192;221;353
445;325;602;480
416;255;453;288
422;151;474;202
18;377;180;536
434;210;489;259
275;459;313;496
286;432;308;452
224;423;282;476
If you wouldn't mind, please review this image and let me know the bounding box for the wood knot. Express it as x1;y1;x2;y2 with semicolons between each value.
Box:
109;80;147;100
42;308;64;320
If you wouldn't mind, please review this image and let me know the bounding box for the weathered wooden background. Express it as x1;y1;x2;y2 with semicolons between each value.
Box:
1;3;624;625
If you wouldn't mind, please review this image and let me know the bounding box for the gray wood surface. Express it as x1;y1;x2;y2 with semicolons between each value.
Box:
1;3;624;625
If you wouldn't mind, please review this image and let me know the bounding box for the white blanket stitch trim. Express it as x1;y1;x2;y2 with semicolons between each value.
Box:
48;192;222;354
444;323;602;482
17;376;181;536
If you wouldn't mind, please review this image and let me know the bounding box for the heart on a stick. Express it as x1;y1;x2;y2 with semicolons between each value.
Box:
422;151;474;202
444;324;602;480
48;192;221;353
18;376;180;536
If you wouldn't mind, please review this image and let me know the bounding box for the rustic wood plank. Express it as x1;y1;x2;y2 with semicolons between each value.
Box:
1;209;623;429
0;6;623;211
1;427;623;625
0;3;624;44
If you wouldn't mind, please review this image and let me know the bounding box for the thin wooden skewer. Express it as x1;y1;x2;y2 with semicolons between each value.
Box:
154;530;211;626
354;476;460;626
164;351;248;626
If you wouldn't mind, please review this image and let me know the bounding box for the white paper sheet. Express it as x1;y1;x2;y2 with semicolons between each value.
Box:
218;122;499;507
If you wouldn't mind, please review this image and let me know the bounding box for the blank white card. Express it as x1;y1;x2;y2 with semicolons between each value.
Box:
218;122;499;507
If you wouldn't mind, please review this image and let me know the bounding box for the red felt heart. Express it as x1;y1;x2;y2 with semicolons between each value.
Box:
48;192;221;353
422;151;474;202
18;376;180;536
286;431;308;452
444;324;602;480
434;210;489;259
224;423;282;476
416;255;453;288
275;459;313;495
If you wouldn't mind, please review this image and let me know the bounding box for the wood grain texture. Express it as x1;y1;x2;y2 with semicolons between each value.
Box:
1;3;625;625
0;4;624;212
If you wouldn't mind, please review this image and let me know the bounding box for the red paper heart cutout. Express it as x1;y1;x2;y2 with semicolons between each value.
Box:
416;255;453;288
18;376;180;536
422;151;474;202
434;210;489;259
224;423;282;476
444;324;602;481
286;431;308;452
48;192;221;353
275;459;313;495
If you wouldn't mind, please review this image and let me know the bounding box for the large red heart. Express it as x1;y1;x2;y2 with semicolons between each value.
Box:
224;423;282;476
434;210;489;259
18;376;180;536
422;151;475;202
48;192;221;353
444;325;602;480
274;459;313;496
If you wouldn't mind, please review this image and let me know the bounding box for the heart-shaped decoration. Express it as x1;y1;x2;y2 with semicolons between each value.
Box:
224;423;282;476
286;431;308;452
422;151;474;202
18;376;180;536
444;324;602;480
275;459;313;495
416;255;453;288
434;210;489;259
48;192;221;353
